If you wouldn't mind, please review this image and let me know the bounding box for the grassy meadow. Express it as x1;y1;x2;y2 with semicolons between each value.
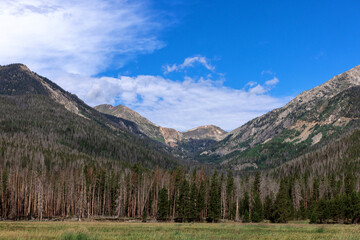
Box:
0;221;359;240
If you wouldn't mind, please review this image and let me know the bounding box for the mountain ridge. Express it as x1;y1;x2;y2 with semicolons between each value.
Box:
0;63;181;169
203;64;360;170
94;104;228;147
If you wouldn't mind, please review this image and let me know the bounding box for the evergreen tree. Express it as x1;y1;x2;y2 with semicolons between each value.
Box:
208;171;221;223
188;181;198;222
226;170;235;220
243;210;250;223
142;209;147;222
176;179;190;222
241;191;250;222
157;187;169;221
350;191;360;223
344;172;355;195
197;180;206;221
309;208;318;224
312;178;320;203
253;173;260;194
251;173;263;222
264;194;273;220
299;200;307;220
316;198;329;223
251;193;263;222
271;179;292;223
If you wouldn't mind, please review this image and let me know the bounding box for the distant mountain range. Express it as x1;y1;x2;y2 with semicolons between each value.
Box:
1;63;360;173
94;104;227;155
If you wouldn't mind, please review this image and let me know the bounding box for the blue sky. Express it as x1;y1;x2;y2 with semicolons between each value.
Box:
1;0;359;131
116;0;360;97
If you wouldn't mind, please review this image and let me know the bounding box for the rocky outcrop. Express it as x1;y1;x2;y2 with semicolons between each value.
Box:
207;65;360;159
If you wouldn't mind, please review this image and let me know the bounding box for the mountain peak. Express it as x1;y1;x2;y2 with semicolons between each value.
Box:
0;63;86;117
9;63;31;71
0;63;51;96
183;125;227;141
286;64;360;110
207;64;360;167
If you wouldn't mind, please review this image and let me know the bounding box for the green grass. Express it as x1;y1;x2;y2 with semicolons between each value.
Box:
0;221;359;240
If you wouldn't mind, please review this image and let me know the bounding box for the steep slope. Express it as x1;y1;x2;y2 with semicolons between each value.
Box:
94;104;227;150
203;65;360;169
94;104;164;142
0;63;180;169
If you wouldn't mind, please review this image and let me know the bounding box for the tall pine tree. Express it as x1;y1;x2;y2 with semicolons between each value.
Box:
208;171;221;223
176;179;190;222
197;180;206;221
157;187;169;221
226;170;235;220
271;179;292;223
251;173;263;222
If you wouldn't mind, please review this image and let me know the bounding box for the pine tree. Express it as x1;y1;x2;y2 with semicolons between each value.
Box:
226;170;235;220
251;173;263;222
197;180;206;221
176;179;190;222
243;210;250;223
310;208;318;224
253;173;260;194
157;187;169;221
264;194;273;220
208;171;221;223
241;191;250;222
188;182;198;222
345;172;355;195
142;209;147;222
351;191;360;224
251;193;263;222
316;198;329;223
271;179;292;223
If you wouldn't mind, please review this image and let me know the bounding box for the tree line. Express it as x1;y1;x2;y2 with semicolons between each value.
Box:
2;148;360;224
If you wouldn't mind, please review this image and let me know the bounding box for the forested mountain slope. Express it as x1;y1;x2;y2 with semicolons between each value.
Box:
0;64;180;169
201;65;360;170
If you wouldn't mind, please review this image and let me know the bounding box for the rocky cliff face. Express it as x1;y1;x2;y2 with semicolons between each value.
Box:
203;65;360;169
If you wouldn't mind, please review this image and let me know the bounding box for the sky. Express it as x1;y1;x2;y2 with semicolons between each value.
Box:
0;0;359;131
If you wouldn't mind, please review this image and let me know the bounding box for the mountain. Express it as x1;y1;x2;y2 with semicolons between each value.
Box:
94;104;227;150
201;65;360;170
94;104;165;142
0;63;180;169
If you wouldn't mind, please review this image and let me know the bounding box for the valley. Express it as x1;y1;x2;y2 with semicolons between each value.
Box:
1;63;360;229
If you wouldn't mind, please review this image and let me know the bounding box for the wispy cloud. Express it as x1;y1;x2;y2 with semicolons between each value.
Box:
265;77;279;86
56;73;289;131
0;1;289;131
163;56;215;74
0;0;165;75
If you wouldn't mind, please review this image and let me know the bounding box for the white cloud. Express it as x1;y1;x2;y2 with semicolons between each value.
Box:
248;84;267;94
0;1;289;132
0;0;165;75
163;56;215;74
265;77;279;86
58;73;289;131
261;70;273;76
